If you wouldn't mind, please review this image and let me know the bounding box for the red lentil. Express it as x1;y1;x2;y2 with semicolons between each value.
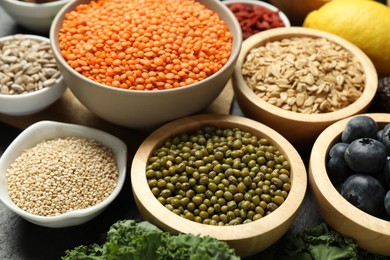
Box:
227;3;285;40
58;0;233;90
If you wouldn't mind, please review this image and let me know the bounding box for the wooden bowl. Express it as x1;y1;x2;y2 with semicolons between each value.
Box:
232;27;378;148
309;113;390;256
131;114;307;257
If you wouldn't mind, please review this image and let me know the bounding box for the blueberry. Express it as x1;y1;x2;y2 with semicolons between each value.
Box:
380;123;390;155
341;116;378;143
329;142;349;157
377;129;383;141
344;138;387;174
327;142;351;182
385;191;390;216
341;174;386;216
383;159;390;188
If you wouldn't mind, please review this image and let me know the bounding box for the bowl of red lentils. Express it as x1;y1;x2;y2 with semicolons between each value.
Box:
49;0;242;129
232;26;378;148
0;0;70;34
0;34;67;116
0;120;127;228
131;114;307;257
222;0;291;40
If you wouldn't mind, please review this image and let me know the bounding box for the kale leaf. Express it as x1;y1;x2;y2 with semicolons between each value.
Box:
62;219;240;260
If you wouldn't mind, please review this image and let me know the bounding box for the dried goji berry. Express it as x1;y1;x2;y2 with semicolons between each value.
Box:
227;2;285;40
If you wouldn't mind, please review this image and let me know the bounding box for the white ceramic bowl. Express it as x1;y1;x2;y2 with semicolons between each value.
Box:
222;0;291;39
50;0;242;129
0;0;70;34
0;120;127;228
0;34;67;116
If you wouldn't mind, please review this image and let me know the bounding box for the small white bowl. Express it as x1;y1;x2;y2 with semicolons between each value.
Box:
0;120;127;228
222;0;290;39
0;34;67;116
0;0;70;34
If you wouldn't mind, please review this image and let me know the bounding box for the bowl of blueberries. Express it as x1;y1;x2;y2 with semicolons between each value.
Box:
309;113;390;257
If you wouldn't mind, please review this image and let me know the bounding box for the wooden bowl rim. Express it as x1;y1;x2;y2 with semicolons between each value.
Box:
233;26;378;123
131;114;307;241
309;113;390;234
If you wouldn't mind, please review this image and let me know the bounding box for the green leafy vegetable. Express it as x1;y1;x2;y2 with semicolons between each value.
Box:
258;223;389;260
62;219;240;260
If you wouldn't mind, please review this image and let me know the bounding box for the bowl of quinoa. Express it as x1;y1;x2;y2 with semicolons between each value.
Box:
0;120;127;228
50;0;242;129
232;27;378;148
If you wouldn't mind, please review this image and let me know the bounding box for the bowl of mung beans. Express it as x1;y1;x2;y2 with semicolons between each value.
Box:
131;114;307;257
232;26;378;148
0;34;67;116
0;0;70;34
0;120;127;228
49;0;242;129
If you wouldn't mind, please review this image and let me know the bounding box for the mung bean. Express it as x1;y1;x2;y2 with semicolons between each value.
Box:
146;126;291;225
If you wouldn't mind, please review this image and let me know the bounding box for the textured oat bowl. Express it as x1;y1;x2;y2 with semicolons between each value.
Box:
232;27;378;148
0;121;127;228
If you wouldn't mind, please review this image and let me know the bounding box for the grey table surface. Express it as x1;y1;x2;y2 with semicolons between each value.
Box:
0;5;339;259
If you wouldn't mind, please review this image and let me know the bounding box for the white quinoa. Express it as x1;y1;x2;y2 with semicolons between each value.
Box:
6;137;119;217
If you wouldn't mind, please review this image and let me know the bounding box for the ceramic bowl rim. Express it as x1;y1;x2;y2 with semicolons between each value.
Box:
1;0;70;8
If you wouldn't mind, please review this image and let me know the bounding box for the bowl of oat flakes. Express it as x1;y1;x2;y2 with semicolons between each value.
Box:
0;120;127;228
0;34;67;116
232;27;378;148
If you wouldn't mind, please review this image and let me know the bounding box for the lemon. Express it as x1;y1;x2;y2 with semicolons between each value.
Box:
303;0;390;76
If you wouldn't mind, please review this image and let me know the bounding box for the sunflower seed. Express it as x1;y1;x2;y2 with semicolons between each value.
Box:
0;34;61;95
241;36;365;114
